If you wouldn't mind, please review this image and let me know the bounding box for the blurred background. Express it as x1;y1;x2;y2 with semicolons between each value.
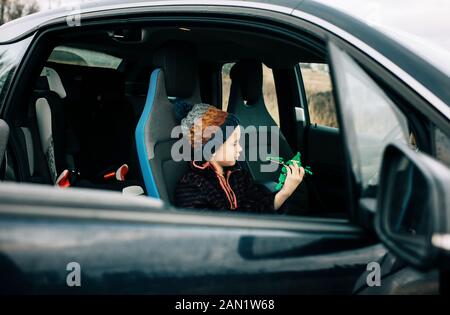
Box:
0;0;87;25
0;0;39;24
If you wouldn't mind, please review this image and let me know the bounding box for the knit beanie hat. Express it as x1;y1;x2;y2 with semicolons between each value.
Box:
174;100;240;160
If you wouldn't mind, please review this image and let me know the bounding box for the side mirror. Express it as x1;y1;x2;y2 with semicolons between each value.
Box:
375;143;450;270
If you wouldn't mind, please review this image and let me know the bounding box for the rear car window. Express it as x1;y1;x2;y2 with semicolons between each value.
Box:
300;62;338;128
48;46;122;69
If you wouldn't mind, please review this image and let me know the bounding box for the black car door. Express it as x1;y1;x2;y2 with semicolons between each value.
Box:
0;182;384;294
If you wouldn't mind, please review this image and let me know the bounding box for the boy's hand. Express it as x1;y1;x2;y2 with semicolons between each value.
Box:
280;160;304;197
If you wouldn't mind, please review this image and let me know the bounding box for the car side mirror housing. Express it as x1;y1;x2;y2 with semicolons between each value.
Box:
375;143;450;270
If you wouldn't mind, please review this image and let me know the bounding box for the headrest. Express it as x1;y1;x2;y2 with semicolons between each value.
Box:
35;76;50;91
40;67;67;99
230;60;263;104
152;42;199;98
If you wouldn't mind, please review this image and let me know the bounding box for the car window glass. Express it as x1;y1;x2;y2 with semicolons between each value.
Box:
299;63;338;128
434;127;450;168
329;42;410;198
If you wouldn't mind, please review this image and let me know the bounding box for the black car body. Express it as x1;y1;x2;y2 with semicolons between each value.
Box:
0;0;449;294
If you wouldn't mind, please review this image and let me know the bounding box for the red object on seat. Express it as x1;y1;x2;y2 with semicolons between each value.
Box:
56;169;71;188
103;171;116;180
116;164;129;181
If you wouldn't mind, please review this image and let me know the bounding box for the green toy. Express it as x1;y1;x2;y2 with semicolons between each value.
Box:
266;151;313;191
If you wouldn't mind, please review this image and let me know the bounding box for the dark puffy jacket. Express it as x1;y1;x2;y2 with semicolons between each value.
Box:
174;161;285;213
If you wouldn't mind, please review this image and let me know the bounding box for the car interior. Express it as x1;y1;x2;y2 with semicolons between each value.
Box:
0;22;426;220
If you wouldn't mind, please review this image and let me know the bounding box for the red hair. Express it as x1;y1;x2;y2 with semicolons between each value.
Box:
189;107;228;148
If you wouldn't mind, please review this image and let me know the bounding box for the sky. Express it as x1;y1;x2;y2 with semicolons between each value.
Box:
315;0;450;76
35;0;92;11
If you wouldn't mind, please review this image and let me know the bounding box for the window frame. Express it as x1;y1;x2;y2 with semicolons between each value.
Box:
0;35;33;115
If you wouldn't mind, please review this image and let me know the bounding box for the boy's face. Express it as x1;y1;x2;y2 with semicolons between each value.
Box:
212;126;242;167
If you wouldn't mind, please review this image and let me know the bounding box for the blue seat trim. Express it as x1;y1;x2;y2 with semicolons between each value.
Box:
135;68;161;199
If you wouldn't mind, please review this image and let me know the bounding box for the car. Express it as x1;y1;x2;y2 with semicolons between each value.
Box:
0;0;449;295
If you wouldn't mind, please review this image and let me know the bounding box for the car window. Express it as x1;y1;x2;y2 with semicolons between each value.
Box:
299;63;338;128
222;62;280;126
48;46;122;69
0;36;33;111
434;127;450;168
329;43;411;198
